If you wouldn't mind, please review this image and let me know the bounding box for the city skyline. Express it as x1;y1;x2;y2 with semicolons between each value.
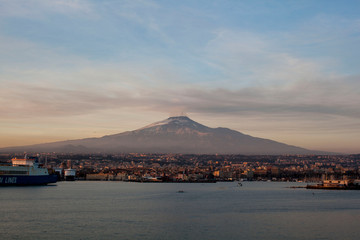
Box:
1;0;360;153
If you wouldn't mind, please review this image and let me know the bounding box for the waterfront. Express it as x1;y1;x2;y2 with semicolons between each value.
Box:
1;181;360;240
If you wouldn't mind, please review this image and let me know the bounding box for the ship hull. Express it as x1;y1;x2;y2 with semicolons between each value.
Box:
0;174;58;186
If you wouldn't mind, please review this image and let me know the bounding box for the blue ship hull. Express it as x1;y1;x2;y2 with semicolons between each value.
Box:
0;174;58;186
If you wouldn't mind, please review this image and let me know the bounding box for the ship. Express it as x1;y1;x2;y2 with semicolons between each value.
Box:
64;169;76;181
0;155;57;186
306;179;360;190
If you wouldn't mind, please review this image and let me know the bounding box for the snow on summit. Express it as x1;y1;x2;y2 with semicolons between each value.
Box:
138;116;206;130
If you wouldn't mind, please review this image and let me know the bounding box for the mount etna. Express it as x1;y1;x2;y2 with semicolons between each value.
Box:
1;116;326;155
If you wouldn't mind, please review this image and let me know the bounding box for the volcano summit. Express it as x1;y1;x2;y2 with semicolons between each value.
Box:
1;116;324;154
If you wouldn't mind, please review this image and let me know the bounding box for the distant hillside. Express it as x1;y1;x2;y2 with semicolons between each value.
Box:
0;116;329;155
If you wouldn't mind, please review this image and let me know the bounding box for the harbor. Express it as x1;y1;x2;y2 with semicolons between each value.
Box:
2;153;360;185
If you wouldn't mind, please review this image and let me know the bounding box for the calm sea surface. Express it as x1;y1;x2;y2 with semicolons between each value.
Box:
1;181;360;240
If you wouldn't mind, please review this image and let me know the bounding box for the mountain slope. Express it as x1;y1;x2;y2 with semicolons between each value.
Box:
0;116;325;154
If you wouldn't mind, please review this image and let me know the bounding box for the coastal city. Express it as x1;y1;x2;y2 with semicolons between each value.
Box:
2;153;359;183
2;1;360;239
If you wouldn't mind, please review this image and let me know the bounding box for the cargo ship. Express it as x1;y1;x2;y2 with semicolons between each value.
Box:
0;155;57;186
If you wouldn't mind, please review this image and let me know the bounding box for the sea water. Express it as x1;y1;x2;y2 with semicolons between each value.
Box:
1;181;360;240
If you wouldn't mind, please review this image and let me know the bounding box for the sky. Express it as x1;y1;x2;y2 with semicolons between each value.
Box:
0;0;359;154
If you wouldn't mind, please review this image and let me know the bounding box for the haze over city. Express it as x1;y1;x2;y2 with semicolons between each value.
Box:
1;0;359;154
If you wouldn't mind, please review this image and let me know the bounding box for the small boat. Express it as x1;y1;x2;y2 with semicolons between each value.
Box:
0;155;57;186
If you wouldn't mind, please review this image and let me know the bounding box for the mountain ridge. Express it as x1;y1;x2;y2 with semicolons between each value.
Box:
0;116;330;155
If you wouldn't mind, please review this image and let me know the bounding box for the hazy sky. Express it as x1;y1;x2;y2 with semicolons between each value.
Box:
1;0;359;153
